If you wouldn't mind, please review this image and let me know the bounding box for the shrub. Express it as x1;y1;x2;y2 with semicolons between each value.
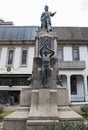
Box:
42;122;88;130
81;105;88;116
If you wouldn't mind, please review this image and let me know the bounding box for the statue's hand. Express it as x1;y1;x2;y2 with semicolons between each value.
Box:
51;12;56;16
53;12;56;15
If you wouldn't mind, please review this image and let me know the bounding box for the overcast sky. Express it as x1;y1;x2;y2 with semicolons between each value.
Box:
0;0;88;27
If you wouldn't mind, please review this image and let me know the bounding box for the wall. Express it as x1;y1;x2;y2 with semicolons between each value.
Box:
64;46;72;61
59;45;88;102
0;46;34;74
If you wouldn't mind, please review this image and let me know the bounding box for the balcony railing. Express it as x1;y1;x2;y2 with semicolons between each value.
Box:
71;95;85;102
58;61;85;70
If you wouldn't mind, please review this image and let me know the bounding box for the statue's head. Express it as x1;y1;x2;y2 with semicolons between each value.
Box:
44;5;49;11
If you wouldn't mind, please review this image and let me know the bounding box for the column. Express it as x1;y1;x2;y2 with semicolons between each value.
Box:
54;38;57;57
84;75;87;102
67;75;71;103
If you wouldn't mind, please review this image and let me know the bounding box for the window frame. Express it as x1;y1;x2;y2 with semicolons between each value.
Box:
7;48;14;66
58;48;63;61
20;48;28;66
72;47;79;61
71;75;77;95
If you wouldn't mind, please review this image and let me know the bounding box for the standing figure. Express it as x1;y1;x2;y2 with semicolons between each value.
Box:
41;5;56;32
40;44;54;88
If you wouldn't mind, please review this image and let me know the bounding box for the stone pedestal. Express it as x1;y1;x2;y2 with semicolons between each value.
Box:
26;89;59;130
3;88;84;130
28;89;58;118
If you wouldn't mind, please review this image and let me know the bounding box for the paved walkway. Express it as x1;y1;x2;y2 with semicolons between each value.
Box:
0;105;19;130
3;104;19;111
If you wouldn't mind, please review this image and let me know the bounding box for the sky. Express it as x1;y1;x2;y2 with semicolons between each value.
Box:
0;0;88;27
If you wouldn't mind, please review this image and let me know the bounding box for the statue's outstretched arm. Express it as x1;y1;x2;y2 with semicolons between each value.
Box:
50;12;56;17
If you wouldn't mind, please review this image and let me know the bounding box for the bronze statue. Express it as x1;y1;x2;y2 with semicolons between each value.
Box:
41;5;56;32
34;44;57;88
40;44;54;88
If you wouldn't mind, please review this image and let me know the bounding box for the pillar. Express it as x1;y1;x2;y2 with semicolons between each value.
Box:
84;75;88;102
67;75;71;103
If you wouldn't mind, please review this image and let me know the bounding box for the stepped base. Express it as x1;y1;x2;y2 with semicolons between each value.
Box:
3;89;84;130
3;107;84;130
3;107;29;130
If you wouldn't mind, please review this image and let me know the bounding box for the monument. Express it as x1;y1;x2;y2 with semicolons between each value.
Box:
3;5;83;130
41;5;56;32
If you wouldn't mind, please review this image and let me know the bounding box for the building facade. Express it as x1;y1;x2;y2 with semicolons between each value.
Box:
0;24;38;104
0;23;88;104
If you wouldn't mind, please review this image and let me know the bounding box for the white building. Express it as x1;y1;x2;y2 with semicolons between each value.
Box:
0;22;38;104
0;22;88;104
55;27;88;103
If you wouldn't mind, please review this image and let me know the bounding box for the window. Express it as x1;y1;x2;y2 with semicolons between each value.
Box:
58;48;63;61
71;76;77;95
7;49;14;65
21;49;28;65
73;48;79;61
0;77;30;86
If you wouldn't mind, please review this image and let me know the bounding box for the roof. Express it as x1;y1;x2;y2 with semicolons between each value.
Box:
53;27;88;40
0;26;38;41
0;26;88;41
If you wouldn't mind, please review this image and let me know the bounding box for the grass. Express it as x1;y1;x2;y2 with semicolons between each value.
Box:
74;109;88;121
78;111;88;120
0;110;14;122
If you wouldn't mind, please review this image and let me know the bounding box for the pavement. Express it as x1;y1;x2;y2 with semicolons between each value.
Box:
3;104;19;111
0;104;19;130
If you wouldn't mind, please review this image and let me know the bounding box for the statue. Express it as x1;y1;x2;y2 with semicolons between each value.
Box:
34;44;57;88
41;5;56;32
40;44;54;88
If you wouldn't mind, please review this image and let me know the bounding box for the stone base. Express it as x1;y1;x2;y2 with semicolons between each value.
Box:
58;106;83;122
3;88;84;130
3;107;29;130
3;107;84;130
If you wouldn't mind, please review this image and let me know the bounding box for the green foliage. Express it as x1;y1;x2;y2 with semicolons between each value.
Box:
42;122;88;130
81;105;88;116
0;110;14;122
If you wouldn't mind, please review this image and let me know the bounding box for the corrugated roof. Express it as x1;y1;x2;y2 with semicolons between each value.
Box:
53;27;88;40
0;26;38;41
0;26;88;41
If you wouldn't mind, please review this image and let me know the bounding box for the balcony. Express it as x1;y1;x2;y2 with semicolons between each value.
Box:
58;61;85;70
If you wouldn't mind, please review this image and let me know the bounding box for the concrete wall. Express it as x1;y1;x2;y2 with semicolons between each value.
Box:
0;46;34;74
64;46;72;61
